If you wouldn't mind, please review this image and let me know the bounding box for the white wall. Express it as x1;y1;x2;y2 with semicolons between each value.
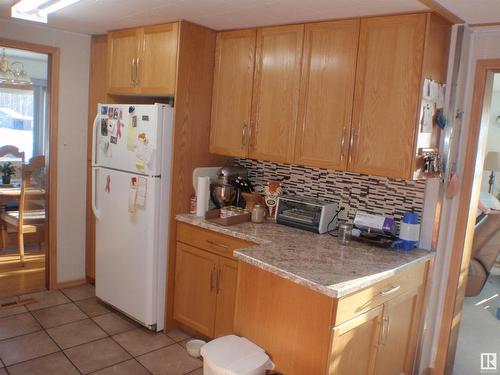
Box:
0;19;90;283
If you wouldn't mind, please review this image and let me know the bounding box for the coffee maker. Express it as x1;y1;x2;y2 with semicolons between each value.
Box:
210;166;250;208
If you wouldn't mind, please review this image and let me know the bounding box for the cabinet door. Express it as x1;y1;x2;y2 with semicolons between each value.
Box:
138;23;178;95
295;19;359;170
173;242;218;337
214;257;238;337
107;28;139;94
210;29;256;157
374;288;423;375
249;25;304;163
329;305;382;375
349;14;426;179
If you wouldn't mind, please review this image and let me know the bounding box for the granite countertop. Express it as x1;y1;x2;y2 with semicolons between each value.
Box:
176;214;434;298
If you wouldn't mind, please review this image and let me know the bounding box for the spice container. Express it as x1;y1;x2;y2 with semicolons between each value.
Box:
251;204;266;224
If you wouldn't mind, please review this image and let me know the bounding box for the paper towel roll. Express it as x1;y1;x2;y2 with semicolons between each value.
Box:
399;222;420;242
196;176;210;217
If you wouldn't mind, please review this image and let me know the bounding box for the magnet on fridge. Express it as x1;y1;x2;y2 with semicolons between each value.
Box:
132;115;137;128
105;175;111;193
129;106;135;113
138;132;147;143
101;106;108;115
142;115;149;121
108;120;116;135
128;177;138;213
110;136;117;144
101;118;108;136
113;108;119;119
108;107;113;118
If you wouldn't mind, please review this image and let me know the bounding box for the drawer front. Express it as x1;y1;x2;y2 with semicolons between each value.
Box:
335;261;428;326
177;222;256;259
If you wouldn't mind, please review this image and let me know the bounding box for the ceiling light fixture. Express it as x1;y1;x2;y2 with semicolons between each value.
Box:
11;0;82;24
0;48;32;86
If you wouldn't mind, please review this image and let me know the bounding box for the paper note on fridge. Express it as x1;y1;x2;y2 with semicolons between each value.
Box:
127;115;138;151
136;177;147;207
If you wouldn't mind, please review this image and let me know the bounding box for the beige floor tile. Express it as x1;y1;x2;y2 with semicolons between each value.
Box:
137;344;202;375
91;359;151;375
166;328;191;342
0;304;28;319
7;351;79;375
113;328;174;356
75;297;110;317
23;290;70;311
0;331;59;366
32;303;87;329
92;312;137;335
61;284;95;302
0;312;41;340
46;318;107;349
64;337;131;374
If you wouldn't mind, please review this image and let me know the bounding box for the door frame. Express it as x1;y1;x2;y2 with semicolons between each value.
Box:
434;59;500;374
0;38;60;290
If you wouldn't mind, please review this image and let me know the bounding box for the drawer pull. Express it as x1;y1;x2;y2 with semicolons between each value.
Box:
206;239;229;249
379;285;401;297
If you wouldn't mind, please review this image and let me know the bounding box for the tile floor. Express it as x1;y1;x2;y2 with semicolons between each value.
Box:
0;284;203;375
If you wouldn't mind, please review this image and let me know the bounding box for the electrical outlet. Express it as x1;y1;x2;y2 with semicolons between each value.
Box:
338;202;356;222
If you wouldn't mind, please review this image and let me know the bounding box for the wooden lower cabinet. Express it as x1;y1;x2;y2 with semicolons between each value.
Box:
173;223;251;338
235;261;429;375
329;305;382;374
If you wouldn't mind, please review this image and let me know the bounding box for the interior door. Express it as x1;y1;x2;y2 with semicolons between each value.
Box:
138;23;178;95
209;29;256;157
295;19;359;170
214;257;238;337
329;305;383;375
95;167;160;326
374;288;424;375
249;24;304;163
173;243;218;337
107;28;139;94
349;14;426;179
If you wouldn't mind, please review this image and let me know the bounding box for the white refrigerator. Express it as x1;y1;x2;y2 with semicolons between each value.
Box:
91;103;173;331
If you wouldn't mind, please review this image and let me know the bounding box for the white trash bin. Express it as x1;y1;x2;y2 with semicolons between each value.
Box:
200;335;274;375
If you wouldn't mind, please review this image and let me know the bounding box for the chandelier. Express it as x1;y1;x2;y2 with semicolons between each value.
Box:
0;48;32;85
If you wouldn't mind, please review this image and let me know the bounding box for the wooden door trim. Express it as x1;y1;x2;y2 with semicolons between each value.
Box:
434;59;500;374
0;38;59;290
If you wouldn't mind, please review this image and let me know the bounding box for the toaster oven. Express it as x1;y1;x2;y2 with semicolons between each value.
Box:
275;195;338;234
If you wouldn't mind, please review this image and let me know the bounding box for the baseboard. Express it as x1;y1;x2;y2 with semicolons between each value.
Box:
56;278;86;289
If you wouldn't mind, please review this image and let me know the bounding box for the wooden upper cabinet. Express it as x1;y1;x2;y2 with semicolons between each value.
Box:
295;19;359;170
349;14;427;179
107;22;178;96
210;29;256;157
138;23;179;95
249;24;304;163
107;28;140;94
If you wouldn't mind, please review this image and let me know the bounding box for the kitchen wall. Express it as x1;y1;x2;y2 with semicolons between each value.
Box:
234;158;426;223
0;19;90;283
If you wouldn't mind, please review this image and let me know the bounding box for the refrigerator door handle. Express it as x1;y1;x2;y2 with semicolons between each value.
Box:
91;113;99;167
92;167;101;219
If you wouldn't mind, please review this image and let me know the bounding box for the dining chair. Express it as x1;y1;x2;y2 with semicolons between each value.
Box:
0;145;25;163
0;156;46;265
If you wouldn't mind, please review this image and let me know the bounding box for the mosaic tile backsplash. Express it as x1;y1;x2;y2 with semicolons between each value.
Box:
234;158;426;223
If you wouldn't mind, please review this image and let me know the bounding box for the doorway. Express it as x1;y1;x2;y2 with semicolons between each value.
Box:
0;40;59;297
434;60;500;374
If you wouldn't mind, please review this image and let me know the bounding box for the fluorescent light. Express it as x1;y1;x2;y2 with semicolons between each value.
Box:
11;0;82;23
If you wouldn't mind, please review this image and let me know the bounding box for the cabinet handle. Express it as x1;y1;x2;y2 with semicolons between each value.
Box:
206;239;229;249
348;129;356;164
131;58;135;85
136;57;140;86
379;285;401;297
379;316;389;346
216;268;221;293
242;122;248;146
340;127;346;161
210;266;216;292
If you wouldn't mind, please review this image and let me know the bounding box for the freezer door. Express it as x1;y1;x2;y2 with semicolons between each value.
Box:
95;104;165;175
95;167;163;328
